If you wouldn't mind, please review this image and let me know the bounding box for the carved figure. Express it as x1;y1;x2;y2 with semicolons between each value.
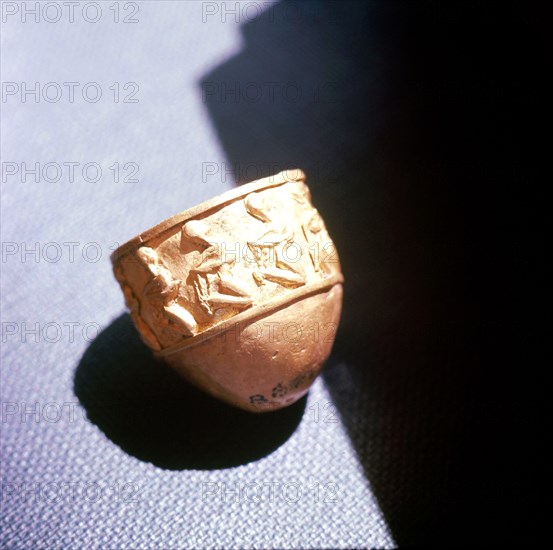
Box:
245;192;306;287
136;247;198;336
182;220;253;315
111;170;343;413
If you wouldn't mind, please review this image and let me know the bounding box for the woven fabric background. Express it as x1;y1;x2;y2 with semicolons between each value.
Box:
1;1;540;548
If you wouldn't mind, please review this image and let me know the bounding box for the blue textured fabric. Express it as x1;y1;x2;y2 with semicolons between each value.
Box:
1;1;537;548
1;2;394;548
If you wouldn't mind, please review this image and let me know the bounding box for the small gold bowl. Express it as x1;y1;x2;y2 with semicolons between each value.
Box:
111;170;343;412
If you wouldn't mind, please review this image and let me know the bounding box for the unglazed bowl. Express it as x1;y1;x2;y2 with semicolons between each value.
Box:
111;170;343;412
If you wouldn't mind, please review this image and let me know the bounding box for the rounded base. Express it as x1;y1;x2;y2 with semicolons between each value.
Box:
158;283;343;412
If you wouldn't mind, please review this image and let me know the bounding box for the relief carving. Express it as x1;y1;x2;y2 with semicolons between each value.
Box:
182;220;253;316
291;181;335;275
136;246;198;337
244;191;307;288
113;263;162;351
111;170;344;412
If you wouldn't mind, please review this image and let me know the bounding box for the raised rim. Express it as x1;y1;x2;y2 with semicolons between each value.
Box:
110;169;306;263
156;273;344;357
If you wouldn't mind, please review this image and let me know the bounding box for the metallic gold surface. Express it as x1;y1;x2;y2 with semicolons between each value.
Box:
111;170;343;412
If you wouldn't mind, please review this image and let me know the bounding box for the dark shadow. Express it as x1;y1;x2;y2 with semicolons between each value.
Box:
74;314;306;470
200;0;542;545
